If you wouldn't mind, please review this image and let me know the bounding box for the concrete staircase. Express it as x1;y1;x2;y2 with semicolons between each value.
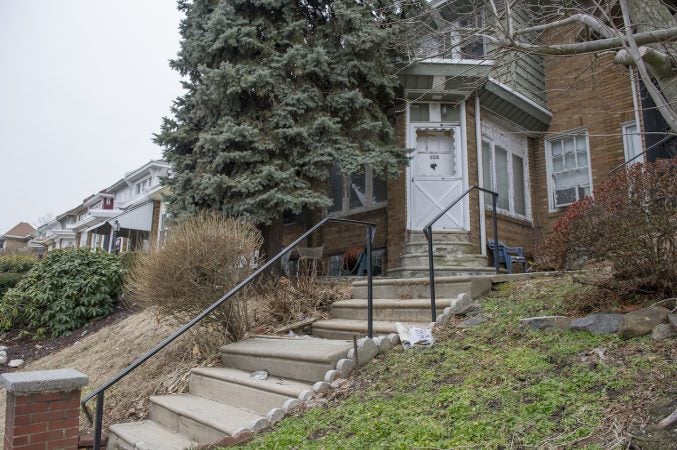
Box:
387;231;496;278
107;274;493;449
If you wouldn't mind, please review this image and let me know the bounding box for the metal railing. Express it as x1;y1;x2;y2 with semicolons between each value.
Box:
608;133;674;175
422;186;499;321
81;216;376;450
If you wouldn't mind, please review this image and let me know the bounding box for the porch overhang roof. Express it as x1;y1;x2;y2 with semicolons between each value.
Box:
478;79;552;131
398;59;493;102
107;201;154;232
397;60;552;131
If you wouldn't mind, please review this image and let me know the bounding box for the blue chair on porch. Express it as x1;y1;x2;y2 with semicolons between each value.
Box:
487;240;528;274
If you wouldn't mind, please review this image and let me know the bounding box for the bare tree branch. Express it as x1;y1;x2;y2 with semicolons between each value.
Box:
619;0;677;130
488;27;677;56
513;13;615;39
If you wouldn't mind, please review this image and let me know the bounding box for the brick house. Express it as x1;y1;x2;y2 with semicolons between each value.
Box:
0;222;36;254
279;4;669;276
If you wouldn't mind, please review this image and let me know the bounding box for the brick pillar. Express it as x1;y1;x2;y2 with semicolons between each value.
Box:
1;369;88;450
149;200;162;249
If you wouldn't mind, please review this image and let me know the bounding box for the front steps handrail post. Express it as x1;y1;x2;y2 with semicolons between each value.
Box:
81;216;377;450
423;185;499;321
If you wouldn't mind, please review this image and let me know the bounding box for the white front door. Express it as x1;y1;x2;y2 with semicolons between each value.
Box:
408;125;467;231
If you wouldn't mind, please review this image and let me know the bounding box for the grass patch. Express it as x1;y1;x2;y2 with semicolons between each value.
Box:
241;277;676;449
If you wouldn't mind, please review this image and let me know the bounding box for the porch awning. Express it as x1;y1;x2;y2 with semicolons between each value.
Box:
108;201;154;232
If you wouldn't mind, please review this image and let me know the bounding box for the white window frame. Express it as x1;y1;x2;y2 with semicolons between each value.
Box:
481;138;530;220
135;177;151;195
328;167;387;216
480;117;531;220
416;10;487;61
545;128;593;211
622;121;644;165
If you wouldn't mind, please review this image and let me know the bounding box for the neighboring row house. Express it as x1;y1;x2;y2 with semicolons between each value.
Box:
34;160;171;254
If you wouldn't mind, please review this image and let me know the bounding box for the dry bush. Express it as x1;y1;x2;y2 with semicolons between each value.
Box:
252;275;351;330
128;212;263;342
535;158;676;300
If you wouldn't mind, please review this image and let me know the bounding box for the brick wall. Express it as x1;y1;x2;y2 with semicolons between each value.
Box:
149;200;162;248
534;25;636;237
4;390;80;450
386;110;408;270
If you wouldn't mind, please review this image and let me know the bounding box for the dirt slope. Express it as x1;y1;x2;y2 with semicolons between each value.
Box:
0;309;207;443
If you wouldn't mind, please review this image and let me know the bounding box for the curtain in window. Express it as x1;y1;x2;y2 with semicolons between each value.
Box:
482;141;493;203
349;173;367;208
512;154;526;215
495;146;510;210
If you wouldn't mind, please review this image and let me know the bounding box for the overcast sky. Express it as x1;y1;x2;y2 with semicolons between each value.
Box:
0;1;184;234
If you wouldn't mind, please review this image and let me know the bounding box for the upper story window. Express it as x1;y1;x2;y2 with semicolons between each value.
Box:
135;177;152;195
482;119;529;218
328;166;387;215
545;130;592;209
416;11;486;60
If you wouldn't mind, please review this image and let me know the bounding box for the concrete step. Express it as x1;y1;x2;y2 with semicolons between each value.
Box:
190;367;312;416
399;253;488;268
387;266;496;279
404;241;477;255
312;318;427;340
149;393;267;444
406;230;471;244
330;298;450;322
220;336;353;382
107;420;196;450
352;275;492;299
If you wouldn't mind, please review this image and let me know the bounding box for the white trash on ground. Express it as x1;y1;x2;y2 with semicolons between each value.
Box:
250;370;269;380
395;323;434;349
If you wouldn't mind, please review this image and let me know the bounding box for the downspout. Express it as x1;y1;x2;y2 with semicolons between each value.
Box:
475;94;487;256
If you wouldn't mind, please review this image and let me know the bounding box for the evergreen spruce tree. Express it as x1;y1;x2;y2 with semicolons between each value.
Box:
156;0;408;258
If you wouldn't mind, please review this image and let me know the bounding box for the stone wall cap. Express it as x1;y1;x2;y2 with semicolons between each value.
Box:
1;368;88;394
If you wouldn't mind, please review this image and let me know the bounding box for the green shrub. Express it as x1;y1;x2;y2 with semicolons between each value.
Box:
0;248;124;338
0;254;37;273
0;272;24;297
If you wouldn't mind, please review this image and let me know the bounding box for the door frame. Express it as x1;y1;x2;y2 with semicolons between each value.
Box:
406;101;470;231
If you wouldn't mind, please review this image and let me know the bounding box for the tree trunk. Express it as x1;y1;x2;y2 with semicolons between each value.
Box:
260;215;284;276
626;0;677;131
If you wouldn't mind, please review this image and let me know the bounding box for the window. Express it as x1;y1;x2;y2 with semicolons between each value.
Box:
135;177;152;194
328;166;387;214
481;121;529;218
409;103;460;123
415;12;486;60
622;122;644;165
546;130;592;209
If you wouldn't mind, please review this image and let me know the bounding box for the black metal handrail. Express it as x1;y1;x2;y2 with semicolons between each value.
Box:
81;216;376;450
422;185;499;321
